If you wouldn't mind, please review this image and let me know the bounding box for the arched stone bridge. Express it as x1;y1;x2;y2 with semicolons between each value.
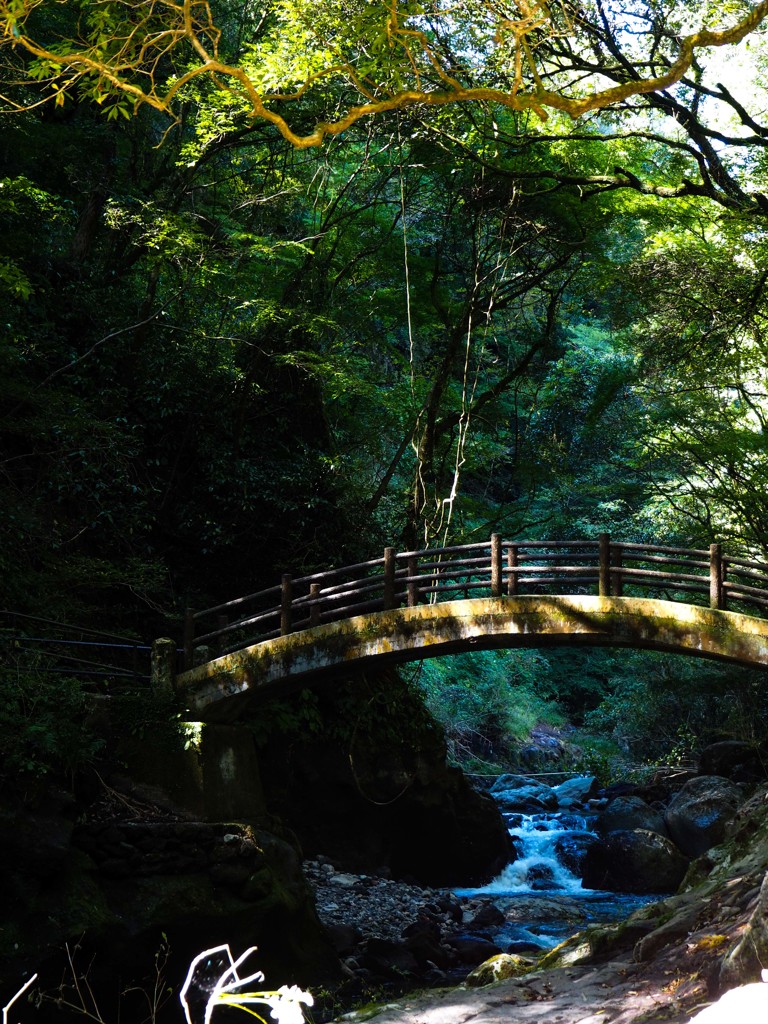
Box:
172;536;768;720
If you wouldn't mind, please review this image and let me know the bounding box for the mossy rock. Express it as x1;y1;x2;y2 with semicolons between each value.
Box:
536;932;594;969
466;953;536;986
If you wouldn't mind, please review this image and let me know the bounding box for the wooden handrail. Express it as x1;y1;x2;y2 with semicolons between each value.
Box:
181;536;768;669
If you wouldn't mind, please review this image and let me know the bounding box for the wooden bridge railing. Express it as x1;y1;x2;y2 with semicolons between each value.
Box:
182;535;768;669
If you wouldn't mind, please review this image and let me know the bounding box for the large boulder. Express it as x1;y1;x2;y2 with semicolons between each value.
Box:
664;775;742;857
582;828;689;894
490;774;557;813
699;741;765;784
357;937;420;979
596;795;668;837
503;895;587;926
447;934;503;965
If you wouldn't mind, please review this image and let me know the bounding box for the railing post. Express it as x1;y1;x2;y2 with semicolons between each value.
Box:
407;556;419;607
183;608;195;670
598;534;611;597
151;637;177;696
710;543;723;610
491;533;502;598
383;547;396;610
280;574;293;635
507;544;518;596
612;542;623;597
310;583;321;627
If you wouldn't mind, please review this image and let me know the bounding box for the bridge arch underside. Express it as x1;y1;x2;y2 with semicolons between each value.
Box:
178;597;768;721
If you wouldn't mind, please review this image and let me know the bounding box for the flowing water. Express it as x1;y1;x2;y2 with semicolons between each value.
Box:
455;801;660;953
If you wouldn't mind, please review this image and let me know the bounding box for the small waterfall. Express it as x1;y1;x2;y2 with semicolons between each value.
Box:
482;812;594;894
453;777;660;953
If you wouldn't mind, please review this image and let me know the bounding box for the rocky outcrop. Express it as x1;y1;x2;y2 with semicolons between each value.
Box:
253;671;513;886
553;775;600;808
664;775;742;857
708;784;768;989
719;872;768;989
553;832;601;876
0;803;341;1012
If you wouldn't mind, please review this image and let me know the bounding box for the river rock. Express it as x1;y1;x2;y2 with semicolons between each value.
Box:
329;872;362;888
699;741;765;784
402;919;453;968
527;863;558;889
597;795;668;837
491;773;544;792
467;902;506;930
633;902;702;962
326;922;363;955
358;937;420;978
582;828;689;894
466;952;534;987
490;775;558;813
664;775;742;857
553;776;600;808
447;934;503;965
502;895;587;925
553;832;601;877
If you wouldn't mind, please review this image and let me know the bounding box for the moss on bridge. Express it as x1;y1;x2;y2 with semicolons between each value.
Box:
175;596;768;721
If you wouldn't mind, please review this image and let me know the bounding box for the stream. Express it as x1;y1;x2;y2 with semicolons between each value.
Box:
455;786;661;954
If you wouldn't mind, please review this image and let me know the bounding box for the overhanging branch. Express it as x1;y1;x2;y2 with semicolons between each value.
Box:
2;0;768;147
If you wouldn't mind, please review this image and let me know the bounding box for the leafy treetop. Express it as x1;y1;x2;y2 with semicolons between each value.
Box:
2;1;768;145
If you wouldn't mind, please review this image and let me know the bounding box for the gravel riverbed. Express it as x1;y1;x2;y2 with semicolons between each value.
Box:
303;858;464;943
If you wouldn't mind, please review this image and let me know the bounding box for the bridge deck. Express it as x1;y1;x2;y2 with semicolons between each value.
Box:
174;596;768;721
181;535;768;672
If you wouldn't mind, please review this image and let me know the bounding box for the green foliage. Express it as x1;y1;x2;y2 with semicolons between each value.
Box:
415;645;768;777
561;732;628;787
416;650;566;766
584;651;768;763
248;689;325;748
250;674;440;758
3;0;768;789
0;257;33;299
0;663;103;781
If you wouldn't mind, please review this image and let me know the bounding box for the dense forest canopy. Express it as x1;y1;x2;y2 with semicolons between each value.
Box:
1;1;768;792
2;0;768;629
